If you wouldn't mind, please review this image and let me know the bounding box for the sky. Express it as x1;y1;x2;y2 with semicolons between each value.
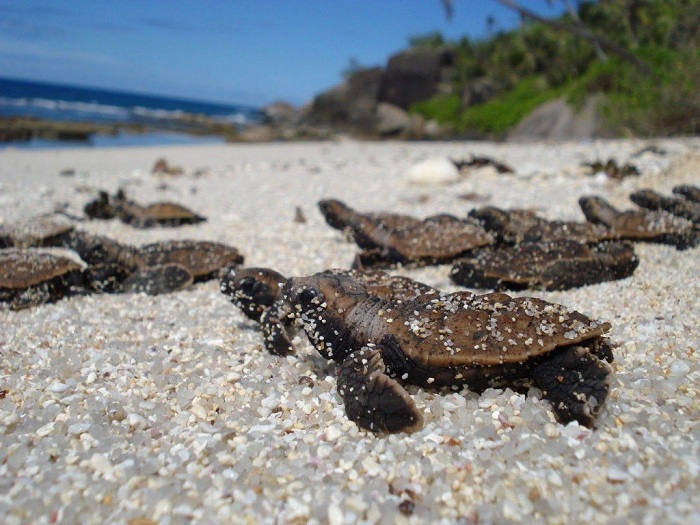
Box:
0;0;566;108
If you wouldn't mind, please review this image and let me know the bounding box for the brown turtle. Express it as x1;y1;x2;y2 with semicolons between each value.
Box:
579;195;700;250
468;206;613;245
318;199;493;268
450;240;639;291
673;185;700;203
221;268;613;433
0;249;128;309
583;159;640;180
134;240;244;282
0;215;74;248
630;189;700;224
222;267;438;322
84;190;206;228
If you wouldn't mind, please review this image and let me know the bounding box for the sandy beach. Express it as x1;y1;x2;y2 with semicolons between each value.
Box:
1;138;699;524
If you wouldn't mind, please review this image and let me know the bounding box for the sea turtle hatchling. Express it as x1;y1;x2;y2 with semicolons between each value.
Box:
579;195;700;250
450;240;639;291
0;249;127;309
468;206;613;245
318;199;494;268
0;215;74;248
629;189;700;224
84;189;206;228
221;267;613;433
673;184;700;203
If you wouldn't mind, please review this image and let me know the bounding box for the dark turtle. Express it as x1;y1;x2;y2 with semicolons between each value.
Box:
630;189;700;224
318;199;494;268
113;190;205;228
452;156;514;174
84;190;206;228
221;267;439;322
450;240;639;291
134;240;244;282
121;263;193;295
83;191;116;220
222;268;613;433
673;185;700;203
468;206;612;245
0;215;74;248
0;249;126;309
583;159;640;179
579;195;700;250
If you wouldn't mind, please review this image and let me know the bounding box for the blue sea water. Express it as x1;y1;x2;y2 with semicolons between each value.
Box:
0;77;263;148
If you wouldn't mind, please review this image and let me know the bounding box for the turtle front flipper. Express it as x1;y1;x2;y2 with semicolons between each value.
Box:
532;345;612;428
337;346;423;433
260;300;294;356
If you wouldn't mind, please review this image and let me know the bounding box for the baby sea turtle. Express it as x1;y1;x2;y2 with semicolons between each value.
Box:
84;190;206;228
0;215;74;248
221;268;613;433
630;189;700;224
673;184;700;203
0;249;126;309
579;195;699;250
468;206;612;245
450;240;639;291
318;199;493;268
134;240;244;282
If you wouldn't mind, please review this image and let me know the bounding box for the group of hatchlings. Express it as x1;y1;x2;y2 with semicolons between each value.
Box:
2;181;699;434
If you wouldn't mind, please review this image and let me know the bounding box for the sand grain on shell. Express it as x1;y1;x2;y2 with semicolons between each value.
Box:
0;139;699;524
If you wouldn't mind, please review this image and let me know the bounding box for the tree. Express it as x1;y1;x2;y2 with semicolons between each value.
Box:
440;0;652;75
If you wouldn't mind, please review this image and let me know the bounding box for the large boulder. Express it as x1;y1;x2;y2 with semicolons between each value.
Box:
378;48;455;110
301;67;383;134
376;102;425;138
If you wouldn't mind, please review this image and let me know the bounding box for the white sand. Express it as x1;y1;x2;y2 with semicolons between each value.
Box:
1;138;699;524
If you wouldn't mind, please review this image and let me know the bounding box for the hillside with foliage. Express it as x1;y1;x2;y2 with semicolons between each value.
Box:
410;0;700;137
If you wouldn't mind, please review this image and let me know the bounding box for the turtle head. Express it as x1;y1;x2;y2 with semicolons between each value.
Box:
283;272;368;315
318;199;355;230
220;267;287;321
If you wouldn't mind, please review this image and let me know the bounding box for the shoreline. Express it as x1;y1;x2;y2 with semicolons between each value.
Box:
1;138;699;524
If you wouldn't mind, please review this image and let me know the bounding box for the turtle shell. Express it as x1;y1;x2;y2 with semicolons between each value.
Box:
135;240;243;280
138;202;206;224
1;249;86;309
319;199;493;264
0;249;83;289
0;215;73;248
391;291;610;367
450;240;638;291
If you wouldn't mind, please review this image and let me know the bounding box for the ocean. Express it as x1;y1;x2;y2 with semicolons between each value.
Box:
0;77;263;148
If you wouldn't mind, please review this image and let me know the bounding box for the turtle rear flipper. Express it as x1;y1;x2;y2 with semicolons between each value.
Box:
337;346;423;434
532;345;612;428
123;263;193;295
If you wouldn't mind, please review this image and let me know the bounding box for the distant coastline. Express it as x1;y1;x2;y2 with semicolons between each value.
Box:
0;77;264;148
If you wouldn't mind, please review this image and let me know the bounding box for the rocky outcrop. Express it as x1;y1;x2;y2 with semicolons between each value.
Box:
301;67;383;134
299;48;455;138
377;48;455;110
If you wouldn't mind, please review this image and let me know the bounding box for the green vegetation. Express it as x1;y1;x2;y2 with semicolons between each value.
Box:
409;0;700;137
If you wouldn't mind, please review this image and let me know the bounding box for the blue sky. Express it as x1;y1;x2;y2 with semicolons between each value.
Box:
0;1;565;107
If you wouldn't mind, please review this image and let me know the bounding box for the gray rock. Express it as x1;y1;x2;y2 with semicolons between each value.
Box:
507;95;605;142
